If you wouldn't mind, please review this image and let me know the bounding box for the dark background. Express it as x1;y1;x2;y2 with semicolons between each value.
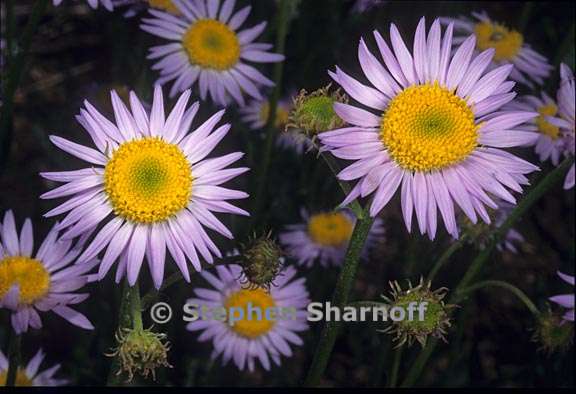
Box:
1;0;575;387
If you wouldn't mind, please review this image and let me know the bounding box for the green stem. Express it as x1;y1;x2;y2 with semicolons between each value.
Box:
427;234;469;282
456;280;540;316
387;346;403;388
129;281;143;332
401;157;573;387
0;0;49;172
5;333;21;387
304;208;375;387
250;0;293;223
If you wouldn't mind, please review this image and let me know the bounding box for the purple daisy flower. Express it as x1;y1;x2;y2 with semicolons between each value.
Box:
318;17;539;240
0;349;68;386
0;211;95;334
53;0;114;10
506;92;565;166
549;271;575;322
494;201;525;254
40;86;249;289
140;0;284;104
279;209;385;268
186;264;310;372
441;11;552;87
548;64;575;190
276;129;314;155
112;0;181;17
239;97;292;131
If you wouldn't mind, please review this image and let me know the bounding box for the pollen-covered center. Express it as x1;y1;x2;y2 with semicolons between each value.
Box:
183;19;240;71
104;137;192;224
307;212;354;247
380;83;479;172
536;104;560;139
0;256;51;305
224;288;276;339
474;21;523;62
0;369;33;387
259;102;289;128
147;0;179;14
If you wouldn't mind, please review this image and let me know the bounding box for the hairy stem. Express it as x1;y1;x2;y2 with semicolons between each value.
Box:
457;280;540;316
304;208;375;386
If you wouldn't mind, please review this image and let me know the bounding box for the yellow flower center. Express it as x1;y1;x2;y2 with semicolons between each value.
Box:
259;102;290;128
307;212;354;247
0;370;33;387
380;83;479;172
0;256;51;305
474;21;523;62
147;0;180;14
536;104;560;139
104;137;192;224
182;19;240;71
224;288;276;339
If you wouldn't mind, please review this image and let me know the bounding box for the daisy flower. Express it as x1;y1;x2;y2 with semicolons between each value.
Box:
186;264;310;372
276;129;314;155
0;211;95;334
441;11;552;87
318;17;539;240
53;0;114;10
141;0;284;104
239;97;291;131
506;92;564;165
40;86;250;289
0;349;68;386
549;271;575;322
548;64;575;190
279;209;385;268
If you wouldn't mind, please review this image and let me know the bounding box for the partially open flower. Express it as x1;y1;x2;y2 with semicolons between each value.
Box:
381;278;455;347
108;328;171;382
286;85;348;137
237;234;284;290
532;309;574;354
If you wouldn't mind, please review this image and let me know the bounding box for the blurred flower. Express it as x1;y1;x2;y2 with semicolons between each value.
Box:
276;128;315;155
279;209;384;268
186;264;310;372
318;17;539;240
0;210;95;334
108;328;171;381
141;0;284;104
381;278;455;347
547;64;575;190
53;0;114;10
239;97;292;130
237;235;284;290
351;0;386;14
442;11;552;87
506;92;564;166
0;349;68;386
112;0;181;17
549;271;574;322
40;86;249;289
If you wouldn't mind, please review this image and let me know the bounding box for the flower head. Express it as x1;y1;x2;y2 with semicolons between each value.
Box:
442;11;552;87
279;208;384;268
108;327;171;381
0;211;95;334
53;0;114;10
548;64;575;189
237;235;284;290
532;309;574;354
318;17;539;240
549;271;574;322
141;0;284;104
40;86;249;289
381;278;455;347
0;349;68;386
239;97;292;130
186;264;310;372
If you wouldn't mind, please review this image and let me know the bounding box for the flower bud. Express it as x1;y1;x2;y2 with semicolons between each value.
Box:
238;234;284;290
532;309;574;354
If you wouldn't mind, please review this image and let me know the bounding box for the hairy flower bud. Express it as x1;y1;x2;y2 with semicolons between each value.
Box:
532;309;574;354
238;234;284;290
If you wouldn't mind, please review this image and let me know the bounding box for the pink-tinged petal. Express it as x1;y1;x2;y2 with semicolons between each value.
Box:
52;306;94;330
111;90;138;140
549;295;574;309
333;102;381;127
413;17;428;84
127;225;149;286
19;219;34;257
427;19;441;82
389;23;417;85
219;0;235;23
430;172;457;238
467;64;514;104
369;166;403;216
457;48;494;99
129;91;150;136
445;35;476;90
330;67;387;110
150;84;166;136
1;210;20;256
400;171;414;232
443;168;477;224
558;271;575;285
49;136;107;165
163;89;191;142
26;349;46;378
358;38;400;97
564;164;575;190
412;172;429;234
77;217;124;263
237;21;266;44
373;30;409;87
148;226;166;290
98;222;134;280
228;5;251;30
479;130;539;148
